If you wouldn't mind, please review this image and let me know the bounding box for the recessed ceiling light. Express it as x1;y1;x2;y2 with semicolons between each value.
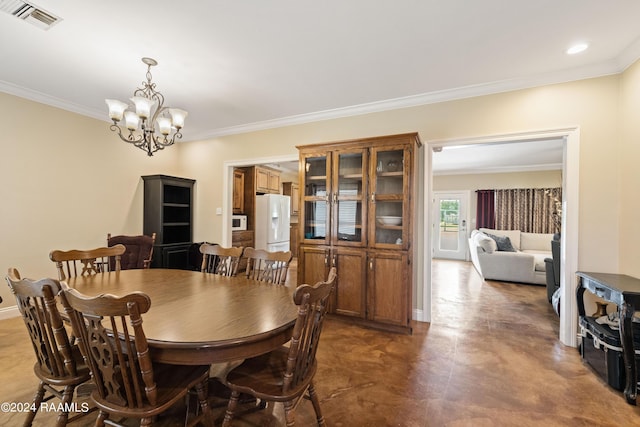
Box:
566;43;589;55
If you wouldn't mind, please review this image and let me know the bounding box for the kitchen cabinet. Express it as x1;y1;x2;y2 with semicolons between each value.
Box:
282;182;300;216
232;169;245;214
238;165;282;233
296;133;421;333
254;165;280;194
142;175;195;270
232;230;254;272
269;171;280;193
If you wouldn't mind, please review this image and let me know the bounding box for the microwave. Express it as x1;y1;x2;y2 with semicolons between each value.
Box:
232;215;247;231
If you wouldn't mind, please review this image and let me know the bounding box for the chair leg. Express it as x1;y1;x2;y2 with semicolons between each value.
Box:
54;384;76;427
194;379;214;427
222;391;240;427
24;381;46;426
308;382;325;427
283;400;296;426
95;410;108;427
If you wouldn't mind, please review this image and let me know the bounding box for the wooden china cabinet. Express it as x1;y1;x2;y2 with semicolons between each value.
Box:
296;133;421;333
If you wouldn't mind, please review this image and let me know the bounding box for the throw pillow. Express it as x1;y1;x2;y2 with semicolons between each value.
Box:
486;233;516;252
476;233;498;253
479;228;521;250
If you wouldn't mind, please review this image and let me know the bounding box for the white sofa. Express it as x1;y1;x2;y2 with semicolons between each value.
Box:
469;228;554;285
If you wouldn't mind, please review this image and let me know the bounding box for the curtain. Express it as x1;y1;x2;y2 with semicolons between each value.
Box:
476;190;495;229
495;188;561;233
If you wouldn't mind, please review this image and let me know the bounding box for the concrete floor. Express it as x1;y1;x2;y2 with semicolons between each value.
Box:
1;259;639;426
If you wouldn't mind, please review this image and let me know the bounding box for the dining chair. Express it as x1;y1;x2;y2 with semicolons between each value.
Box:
49;244;126;280
243;247;293;285
107;232;156;270
60;286;214;427
199;243;244;276
5;268;93;427
221;267;337;427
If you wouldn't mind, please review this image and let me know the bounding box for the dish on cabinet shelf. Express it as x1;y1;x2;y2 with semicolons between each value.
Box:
386;160;401;172
377;216;402;226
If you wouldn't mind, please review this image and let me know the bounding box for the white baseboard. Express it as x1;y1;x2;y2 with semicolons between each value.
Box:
413;308;430;323
0;305;20;320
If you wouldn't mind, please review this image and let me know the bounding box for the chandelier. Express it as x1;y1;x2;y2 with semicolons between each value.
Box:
105;57;187;156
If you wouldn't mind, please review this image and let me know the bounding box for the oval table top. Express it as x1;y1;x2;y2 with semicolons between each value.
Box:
64;268;298;365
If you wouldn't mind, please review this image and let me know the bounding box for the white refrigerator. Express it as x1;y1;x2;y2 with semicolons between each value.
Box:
255;194;291;252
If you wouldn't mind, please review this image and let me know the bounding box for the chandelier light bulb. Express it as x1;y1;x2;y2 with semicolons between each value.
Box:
130;96;156;120
105;99;128;121
156;117;172;135
124;111;140;131
169;108;188;129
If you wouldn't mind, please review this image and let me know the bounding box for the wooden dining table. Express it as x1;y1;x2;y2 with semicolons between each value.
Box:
63;268;298;365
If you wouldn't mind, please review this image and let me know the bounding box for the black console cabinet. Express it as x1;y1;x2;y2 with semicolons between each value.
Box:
577;271;640;405
142;175;195;269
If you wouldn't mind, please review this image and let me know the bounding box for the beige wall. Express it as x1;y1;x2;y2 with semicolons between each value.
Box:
619;59;640;277
0;92;180;306
433;170;562;192
2;62;637;310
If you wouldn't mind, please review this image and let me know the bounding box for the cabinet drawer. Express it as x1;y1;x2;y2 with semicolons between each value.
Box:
232;230;254;241
232;230;254;248
232;231;254;271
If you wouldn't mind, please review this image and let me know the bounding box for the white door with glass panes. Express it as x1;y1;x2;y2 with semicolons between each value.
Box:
432;191;469;260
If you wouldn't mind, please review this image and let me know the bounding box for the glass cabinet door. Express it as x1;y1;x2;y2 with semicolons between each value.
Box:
302;154;330;244
332;149;366;246
370;147;407;249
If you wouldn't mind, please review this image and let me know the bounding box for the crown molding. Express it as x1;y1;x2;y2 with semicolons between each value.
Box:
616;36;640;71
0;57;630;142
0;80;105;121
188;60;622;141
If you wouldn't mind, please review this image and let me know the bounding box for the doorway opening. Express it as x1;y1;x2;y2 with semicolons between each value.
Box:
424;127;580;347
221;154;298;247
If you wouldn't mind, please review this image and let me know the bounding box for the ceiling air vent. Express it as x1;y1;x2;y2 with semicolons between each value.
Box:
0;0;62;30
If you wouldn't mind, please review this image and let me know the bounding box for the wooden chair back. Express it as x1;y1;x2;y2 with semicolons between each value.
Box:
49;244;126;280
5;268;92;426
107;233;156;270
7;269;78;379
244;247;293;284
199;243;243;276
60;286;157;407
284;267;337;393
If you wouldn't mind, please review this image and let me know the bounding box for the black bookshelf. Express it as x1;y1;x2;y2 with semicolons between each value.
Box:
142;175;195;269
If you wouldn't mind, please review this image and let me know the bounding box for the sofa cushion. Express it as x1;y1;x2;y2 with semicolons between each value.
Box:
486;233;517;252
479;228;521;250
521;232;555;252
474;232;498;253
531;253;548;272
